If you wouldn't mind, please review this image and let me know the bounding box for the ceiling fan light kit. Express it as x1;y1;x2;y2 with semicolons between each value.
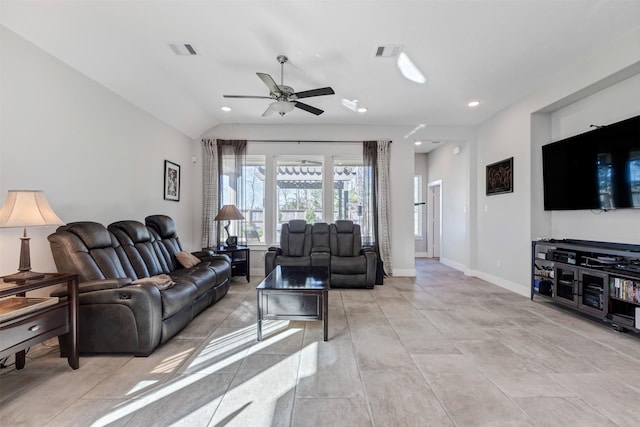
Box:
223;55;335;117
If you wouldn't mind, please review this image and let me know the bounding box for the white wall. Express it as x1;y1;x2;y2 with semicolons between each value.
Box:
0;27;199;277
471;28;640;296
426;141;472;271
474;105;533;293
548;73;640;243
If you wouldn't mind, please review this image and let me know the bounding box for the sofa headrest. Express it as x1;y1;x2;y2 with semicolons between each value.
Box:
312;222;330;234
55;222;113;249
335;220;355;233
108;221;151;243
145;215;176;238
288;219;308;233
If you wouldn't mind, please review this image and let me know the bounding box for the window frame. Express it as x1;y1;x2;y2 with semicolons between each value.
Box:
246;141;364;246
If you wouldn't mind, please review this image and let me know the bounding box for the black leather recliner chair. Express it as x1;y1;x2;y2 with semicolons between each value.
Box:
264;220;313;273
329;220;377;288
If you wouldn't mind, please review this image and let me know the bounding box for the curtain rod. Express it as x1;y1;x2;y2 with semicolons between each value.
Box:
247;139;392;143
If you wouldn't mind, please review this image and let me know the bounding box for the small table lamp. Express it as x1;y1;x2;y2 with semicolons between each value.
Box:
214;204;245;247
0;190;65;283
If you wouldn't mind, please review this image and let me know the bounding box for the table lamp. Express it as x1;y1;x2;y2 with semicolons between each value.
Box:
0;190;65;283
214;204;245;247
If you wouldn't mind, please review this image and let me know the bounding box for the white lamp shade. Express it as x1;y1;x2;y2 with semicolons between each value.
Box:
0;190;65;228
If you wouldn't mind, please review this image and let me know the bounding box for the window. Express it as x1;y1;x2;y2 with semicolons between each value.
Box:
243;142;367;245
333;158;362;221
276;157;323;239
414;175;423;238
241;155;265;244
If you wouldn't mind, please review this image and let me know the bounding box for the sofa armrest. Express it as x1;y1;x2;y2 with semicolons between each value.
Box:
51;277;132;297
193;252;231;264
312;246;330;253
264;247;281;275
362;249;378;287
56;283;163;356
193;249;213;257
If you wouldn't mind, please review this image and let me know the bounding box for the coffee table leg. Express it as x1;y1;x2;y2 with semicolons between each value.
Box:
323;290;328;341
257;290;262;341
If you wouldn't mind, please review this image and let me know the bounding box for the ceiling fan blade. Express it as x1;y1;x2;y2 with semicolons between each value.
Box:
294;101;324;115
261;104;274;117
293;87;335;99
223;95;273;99
257;72;281;96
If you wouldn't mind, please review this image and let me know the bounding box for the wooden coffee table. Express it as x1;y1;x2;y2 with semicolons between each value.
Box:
256;266;330;341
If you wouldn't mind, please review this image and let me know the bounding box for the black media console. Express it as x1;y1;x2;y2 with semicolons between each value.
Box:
532;239;640;333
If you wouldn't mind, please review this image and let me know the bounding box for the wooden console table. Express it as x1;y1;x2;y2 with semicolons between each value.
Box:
0;273;79;370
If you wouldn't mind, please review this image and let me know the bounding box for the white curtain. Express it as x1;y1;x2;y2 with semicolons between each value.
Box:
376;140;392;275
201;139;218;248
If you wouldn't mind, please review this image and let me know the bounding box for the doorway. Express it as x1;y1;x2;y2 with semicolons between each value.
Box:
427;180;442;259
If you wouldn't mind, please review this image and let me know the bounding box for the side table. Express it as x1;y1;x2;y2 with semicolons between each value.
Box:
210;245;250;282
0;273;79;370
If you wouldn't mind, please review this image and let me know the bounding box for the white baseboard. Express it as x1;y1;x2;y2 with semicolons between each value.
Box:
439;258;471;275
437;259;528;298
468;269;529;297
415;251;429;258
391;268;416;277
250;268;266;279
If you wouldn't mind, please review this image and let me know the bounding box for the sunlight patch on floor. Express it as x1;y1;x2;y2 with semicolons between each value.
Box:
90;320;306;427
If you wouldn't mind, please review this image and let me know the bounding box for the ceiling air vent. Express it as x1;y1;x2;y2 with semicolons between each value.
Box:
169;43;198;56
375;44;403;58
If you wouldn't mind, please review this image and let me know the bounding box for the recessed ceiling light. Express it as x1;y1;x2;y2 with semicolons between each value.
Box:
357;107;368;113
467;101;480;107
221;106;231;112
415;141;422;146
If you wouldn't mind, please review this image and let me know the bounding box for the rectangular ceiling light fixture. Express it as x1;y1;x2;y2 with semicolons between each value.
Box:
375;44;403;58
169;43;198;56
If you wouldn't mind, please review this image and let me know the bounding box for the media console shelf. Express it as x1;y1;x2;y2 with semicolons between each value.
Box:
531;239;640;333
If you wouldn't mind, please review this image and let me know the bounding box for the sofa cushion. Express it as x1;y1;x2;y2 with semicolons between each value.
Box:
158;280;199;319
176;251;201;268
274;255;312;268
331;255;367;274
312;222;330;248
281;220;312;257
145;215;183;270
170;264;218;299
48;222;132;282
109;220;171;277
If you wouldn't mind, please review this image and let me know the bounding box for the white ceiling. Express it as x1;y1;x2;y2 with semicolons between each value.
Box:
2;1;640;151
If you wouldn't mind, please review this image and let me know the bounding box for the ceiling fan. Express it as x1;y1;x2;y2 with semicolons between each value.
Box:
223;55;335;117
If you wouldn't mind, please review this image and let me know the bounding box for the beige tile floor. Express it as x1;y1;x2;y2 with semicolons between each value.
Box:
1;259;639;426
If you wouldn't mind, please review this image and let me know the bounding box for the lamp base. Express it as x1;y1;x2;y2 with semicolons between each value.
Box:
225;235;238;247
3;270;45;284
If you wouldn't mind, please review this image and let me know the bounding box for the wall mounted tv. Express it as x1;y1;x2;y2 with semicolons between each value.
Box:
542;114;640;211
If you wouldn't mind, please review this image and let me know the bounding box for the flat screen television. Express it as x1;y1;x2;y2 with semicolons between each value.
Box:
542;114;640;211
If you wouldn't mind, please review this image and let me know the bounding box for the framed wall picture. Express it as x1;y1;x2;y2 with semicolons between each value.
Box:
486;157;513;196
164;160;180;201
